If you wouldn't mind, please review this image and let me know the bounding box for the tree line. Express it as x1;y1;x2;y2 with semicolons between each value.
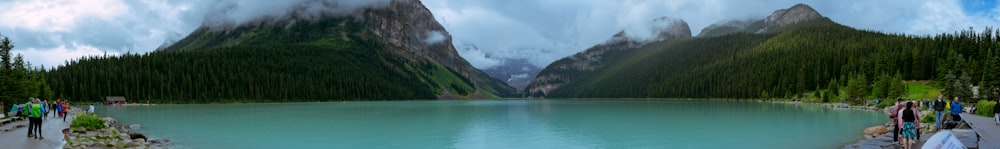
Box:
1;34;55;108
544;20;1000;102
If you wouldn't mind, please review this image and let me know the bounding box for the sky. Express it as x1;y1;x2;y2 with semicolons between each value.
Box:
1;0;999;69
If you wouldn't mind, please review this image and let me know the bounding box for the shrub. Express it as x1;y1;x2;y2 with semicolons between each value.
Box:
921;113;935;123
875;99;897;109
70;113;106;130
975;100;997;117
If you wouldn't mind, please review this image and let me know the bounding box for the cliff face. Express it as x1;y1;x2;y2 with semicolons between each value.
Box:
698;3;823;37
525;19;691;98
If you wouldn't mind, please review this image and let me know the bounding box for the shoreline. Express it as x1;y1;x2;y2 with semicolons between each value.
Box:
769;101;947;149
64;106;171;149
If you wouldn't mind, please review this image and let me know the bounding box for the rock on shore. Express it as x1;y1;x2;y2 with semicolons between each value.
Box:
65;116;170;149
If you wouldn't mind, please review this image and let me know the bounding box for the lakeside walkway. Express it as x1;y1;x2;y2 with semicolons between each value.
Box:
0;114;77;149
961;113;999;149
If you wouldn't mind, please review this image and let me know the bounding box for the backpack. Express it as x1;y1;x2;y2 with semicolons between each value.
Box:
888;104;900;118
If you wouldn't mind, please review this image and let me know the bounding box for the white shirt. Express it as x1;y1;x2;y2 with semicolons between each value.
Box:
88;105;95;113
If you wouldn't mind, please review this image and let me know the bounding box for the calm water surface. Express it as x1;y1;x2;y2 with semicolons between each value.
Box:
96;99;886;149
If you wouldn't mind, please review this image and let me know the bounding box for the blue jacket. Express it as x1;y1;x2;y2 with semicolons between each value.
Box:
950;101;963;114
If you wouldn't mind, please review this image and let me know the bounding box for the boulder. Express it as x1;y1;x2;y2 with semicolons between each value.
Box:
100;117;117;126
873;126;887;135
128;138;146;147
128;132;147;140
863;127;875;134
119;133;131;140
863;126;888;135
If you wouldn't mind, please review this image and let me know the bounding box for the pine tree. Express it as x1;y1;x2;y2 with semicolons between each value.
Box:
846;74;870;102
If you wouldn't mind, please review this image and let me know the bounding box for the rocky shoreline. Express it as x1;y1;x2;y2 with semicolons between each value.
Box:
64;111;170;149
768;101;936;149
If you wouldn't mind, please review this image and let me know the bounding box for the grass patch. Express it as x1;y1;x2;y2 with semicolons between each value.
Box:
921;113;935;123
875;98;898;108
904;81;940;100
70;113;106;130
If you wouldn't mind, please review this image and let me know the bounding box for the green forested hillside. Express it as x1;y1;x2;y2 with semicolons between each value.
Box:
543;19;1000;101
45;16;509;103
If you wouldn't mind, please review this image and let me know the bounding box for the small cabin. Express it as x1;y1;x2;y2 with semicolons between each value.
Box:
106;96;127;105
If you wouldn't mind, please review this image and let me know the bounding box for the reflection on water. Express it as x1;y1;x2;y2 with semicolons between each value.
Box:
96;99;885;149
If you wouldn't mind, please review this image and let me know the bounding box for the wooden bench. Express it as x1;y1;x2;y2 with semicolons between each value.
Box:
0;118;11;126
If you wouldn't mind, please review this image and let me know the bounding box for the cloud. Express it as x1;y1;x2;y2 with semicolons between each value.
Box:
0;0;128;32
423;31;447;45
457;44;503;68
12;43;120;69
201;0;391;28
0;0;392;67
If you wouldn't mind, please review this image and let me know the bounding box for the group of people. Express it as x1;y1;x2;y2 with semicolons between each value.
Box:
889;95;1000;149
10;98;71;140
888;98;922;149
887;95;965;149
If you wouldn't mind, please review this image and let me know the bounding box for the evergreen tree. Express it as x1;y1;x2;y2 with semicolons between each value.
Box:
888;72;906;99
982;49;1000;100
846;74;870;102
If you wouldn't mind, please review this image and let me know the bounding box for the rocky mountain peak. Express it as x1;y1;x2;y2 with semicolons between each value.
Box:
764;3;821;27
608;17;691;45
651;17;692;41
697;3;825;37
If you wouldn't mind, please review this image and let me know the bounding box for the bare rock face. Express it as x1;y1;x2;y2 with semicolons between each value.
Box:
363;0;514;98
764;4;821;27
652;17;692;42
698;3;823;37
525;18;690;98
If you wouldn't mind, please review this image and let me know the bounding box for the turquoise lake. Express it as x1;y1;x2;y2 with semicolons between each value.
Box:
94;99;887;149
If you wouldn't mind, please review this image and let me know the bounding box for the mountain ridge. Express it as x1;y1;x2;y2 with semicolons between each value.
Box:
48;0;515;101
699;3;823;37
525;17;692;97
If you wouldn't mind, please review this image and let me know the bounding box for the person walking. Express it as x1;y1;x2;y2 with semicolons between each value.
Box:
42;100;48;119
61;101;69;122
24;100;35;138
888;100;904;143
25;99;44;139
933;95;946;129
899;102;920;149
950;97;964;122
993;97;999;126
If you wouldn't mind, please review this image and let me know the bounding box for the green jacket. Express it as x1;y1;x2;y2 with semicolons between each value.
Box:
27;104;41;118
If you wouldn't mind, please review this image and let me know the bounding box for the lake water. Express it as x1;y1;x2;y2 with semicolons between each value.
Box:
95;99;886;149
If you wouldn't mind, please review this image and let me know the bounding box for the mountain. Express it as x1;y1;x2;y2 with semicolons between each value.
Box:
698;4;821;37
525;18;691;97
526;3;998;99
46;0;515;102
482;58;542;91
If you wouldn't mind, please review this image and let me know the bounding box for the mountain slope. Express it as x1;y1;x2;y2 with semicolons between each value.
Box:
526;18;691;97
530;4;994;99
46;0;514;102
482;58;542;91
